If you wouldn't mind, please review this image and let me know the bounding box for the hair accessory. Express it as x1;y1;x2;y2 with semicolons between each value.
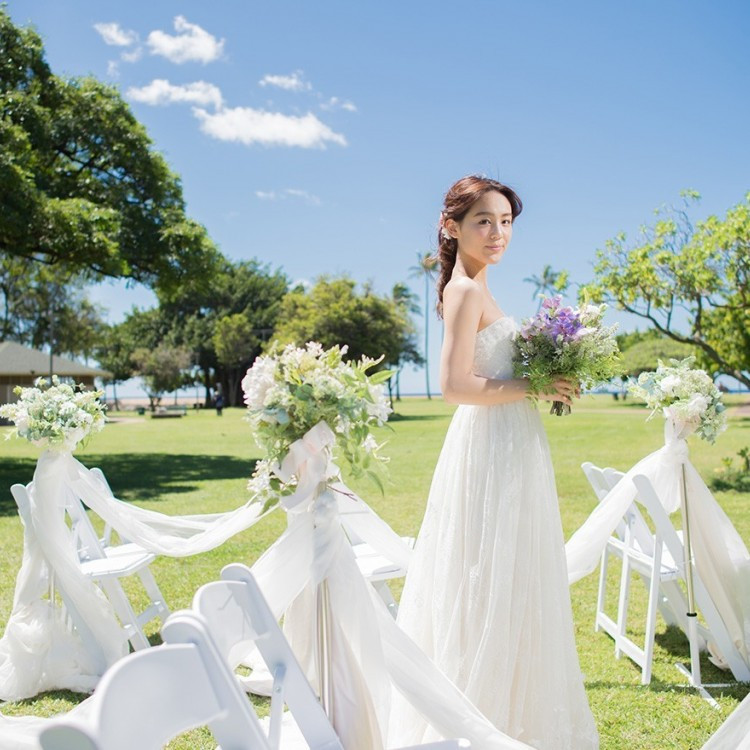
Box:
438;211;452;241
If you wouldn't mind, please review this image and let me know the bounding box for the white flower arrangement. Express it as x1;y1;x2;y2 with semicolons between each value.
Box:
629;357;727;443
242;341;393;509
0;376;107;452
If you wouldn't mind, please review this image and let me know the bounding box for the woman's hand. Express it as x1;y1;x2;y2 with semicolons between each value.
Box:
536;377;580;407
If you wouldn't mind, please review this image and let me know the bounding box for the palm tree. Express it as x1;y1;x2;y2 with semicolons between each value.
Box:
391;282;422;401
523;265;570;311
409;252;439;399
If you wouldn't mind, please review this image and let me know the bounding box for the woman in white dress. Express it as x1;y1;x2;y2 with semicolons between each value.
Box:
392;175;599;749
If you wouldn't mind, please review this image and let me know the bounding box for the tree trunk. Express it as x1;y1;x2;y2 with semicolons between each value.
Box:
424;275;431;400
112;381;120;411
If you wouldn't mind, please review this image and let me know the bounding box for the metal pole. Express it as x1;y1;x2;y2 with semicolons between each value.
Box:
679;462;702;688
315;578;334;717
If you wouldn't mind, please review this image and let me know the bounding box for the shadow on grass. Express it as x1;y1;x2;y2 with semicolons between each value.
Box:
0;454;256;517
388;412;444;422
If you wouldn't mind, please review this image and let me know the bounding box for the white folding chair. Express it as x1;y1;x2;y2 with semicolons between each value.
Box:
38;639;266;750
631;474;750;684
39;568;469;750
189;563;469;749
336;493;415;618
583;462;692;683
11;480;168;652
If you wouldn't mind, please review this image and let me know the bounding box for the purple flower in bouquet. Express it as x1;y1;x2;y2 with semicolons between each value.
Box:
514;297;622;416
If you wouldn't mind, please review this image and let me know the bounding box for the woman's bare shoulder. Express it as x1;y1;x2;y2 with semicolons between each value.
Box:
444;275;482;303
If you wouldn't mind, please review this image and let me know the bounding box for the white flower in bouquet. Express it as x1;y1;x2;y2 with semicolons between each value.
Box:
628;357;727;443
0;376;107;452
243;342;393;509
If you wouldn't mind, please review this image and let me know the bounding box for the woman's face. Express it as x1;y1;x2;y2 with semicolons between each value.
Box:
448;191;513;267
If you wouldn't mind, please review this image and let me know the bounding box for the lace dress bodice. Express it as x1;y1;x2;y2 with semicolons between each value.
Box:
472;316;517;380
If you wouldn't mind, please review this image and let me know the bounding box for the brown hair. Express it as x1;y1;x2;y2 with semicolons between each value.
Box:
434;175;523;318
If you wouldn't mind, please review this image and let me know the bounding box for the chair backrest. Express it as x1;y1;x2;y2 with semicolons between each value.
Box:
38;642;233;750
601;467;657;556
191;564;344;750
581;462;628;540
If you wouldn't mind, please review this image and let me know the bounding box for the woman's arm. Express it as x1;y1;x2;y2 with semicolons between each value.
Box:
439;279;576;407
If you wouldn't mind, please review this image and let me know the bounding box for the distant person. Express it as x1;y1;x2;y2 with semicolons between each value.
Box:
214;392;224;416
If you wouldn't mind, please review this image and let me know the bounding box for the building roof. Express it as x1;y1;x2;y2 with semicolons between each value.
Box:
0;341;112;379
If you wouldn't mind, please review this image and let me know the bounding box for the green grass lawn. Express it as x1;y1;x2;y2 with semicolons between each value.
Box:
1;395;749;748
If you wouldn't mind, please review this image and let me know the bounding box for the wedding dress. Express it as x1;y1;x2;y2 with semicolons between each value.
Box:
391;316;599;750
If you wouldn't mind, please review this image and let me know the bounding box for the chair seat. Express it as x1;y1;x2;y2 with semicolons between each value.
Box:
352;542;405;580
606;536;681;579
80;545;156;579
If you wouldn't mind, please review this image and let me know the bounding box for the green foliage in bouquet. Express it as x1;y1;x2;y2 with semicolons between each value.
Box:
242;342;393;509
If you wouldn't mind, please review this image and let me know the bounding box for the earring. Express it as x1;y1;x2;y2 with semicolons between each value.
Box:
441;227;452;241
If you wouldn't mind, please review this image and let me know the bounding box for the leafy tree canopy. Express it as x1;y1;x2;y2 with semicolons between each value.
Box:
0;8;220;294
582;190;750;388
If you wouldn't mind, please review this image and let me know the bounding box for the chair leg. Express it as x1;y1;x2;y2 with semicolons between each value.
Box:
642;544;662;685
595;549;609;633
372;581;398;619
137;567;170;621
98;578;150;650
615;542;632;659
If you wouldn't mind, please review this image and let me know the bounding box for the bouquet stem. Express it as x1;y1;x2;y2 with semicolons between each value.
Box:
550;400;571;417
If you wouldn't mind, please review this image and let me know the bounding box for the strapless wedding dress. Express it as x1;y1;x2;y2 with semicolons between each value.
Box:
392;316;598;750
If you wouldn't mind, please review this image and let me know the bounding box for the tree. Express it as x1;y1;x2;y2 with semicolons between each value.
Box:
158;259;289;405
213;314;258;407
0;9;220;294
582;191;750;388
390;282;423;401
131;344;191;411
95;323;138;410
270;277;417;385
0;253;106;360
523;265;570;310
409;252;438;399
618;330;696;378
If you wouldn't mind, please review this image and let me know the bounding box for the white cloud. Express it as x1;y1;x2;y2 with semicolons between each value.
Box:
193;106;346;149
255;189;322;205
321;96;357;113
107;60;120;78
128;79;224;109
121;47;143;63
147;16;224;64
259;71;311;92
94;22;138;47
285;188;321;206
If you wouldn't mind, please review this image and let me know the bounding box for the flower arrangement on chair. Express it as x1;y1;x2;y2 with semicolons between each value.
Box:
242;341;393;510
629;356;728;443
0;376;107;452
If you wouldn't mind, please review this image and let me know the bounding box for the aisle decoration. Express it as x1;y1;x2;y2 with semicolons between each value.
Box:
240;342;532;749
566;358;750;683
242;341;392;510
514;296;621;415
0;376;106;451
629;356;727;443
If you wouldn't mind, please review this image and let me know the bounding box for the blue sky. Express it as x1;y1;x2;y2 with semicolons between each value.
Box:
8;0;750;396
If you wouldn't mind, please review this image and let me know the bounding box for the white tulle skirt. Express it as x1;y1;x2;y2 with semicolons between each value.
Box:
391;401;598;750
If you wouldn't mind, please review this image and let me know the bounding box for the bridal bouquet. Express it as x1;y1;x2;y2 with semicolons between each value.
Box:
0;376;107;452
514;296;622;415
242;341;393;509
629;357;727;443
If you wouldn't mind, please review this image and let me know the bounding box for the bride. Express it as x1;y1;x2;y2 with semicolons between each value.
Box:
391;175;599;749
